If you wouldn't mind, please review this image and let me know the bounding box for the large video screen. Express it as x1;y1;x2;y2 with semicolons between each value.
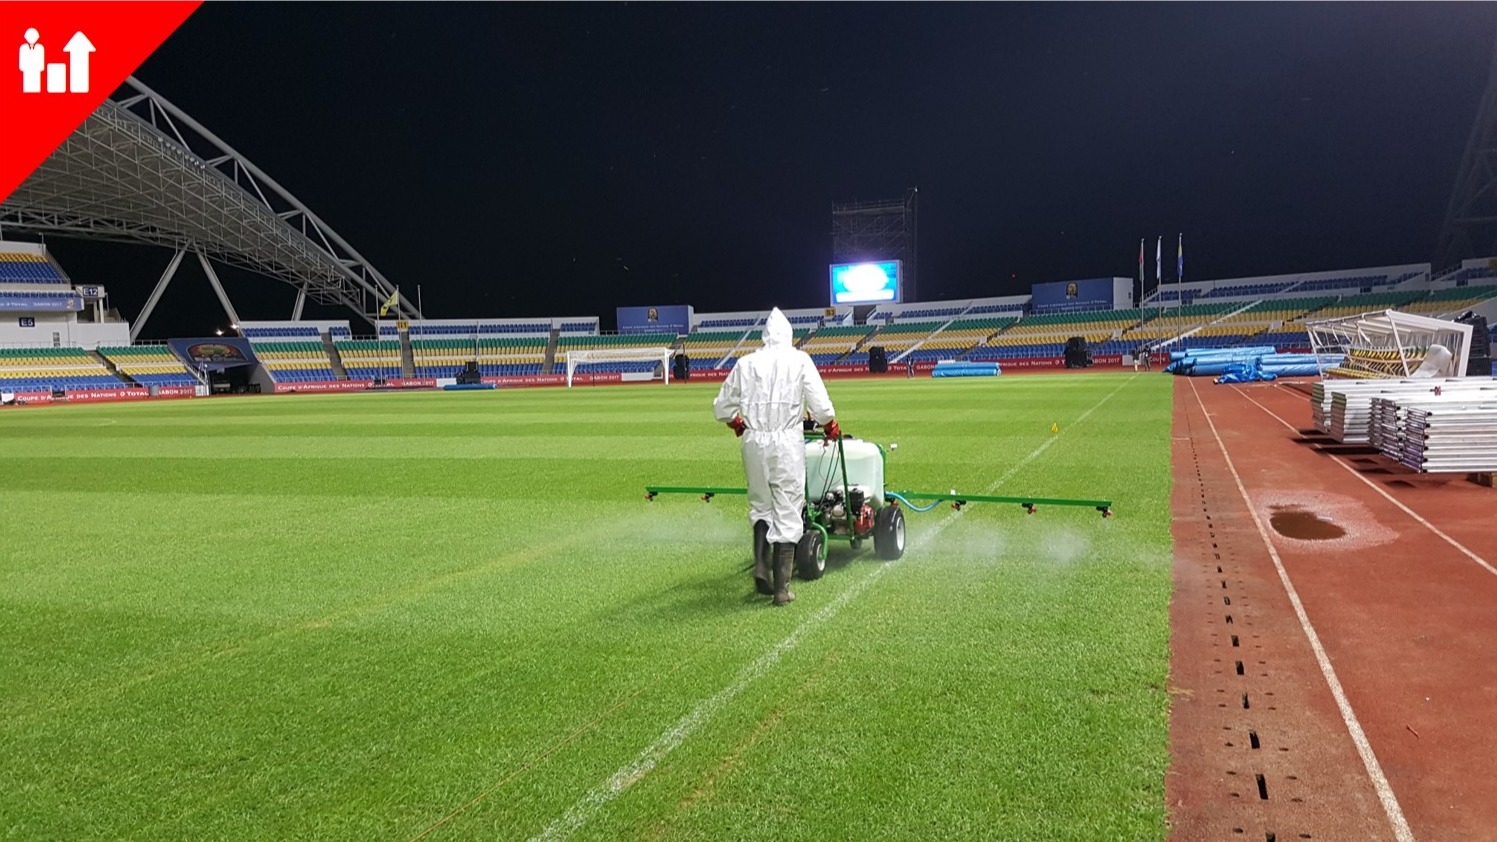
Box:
616;305;691;335
830;260;901;305
1029;277;1118;315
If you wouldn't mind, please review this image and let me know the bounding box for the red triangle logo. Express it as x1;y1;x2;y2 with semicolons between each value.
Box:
0;1;202;203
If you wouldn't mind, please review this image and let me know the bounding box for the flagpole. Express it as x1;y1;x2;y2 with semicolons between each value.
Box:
1155;236;1162;314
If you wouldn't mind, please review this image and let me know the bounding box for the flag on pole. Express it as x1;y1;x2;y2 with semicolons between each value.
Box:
378;289;399;317
1177;233;1184;283
1155;237;1161;284
1138;238;1146;304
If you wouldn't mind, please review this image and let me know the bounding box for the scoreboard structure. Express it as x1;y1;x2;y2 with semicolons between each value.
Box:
829;260;902;306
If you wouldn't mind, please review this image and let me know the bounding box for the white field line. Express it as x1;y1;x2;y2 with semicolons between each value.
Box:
1230;383;1497;578
1190;379;1414;842
527;374;1137;842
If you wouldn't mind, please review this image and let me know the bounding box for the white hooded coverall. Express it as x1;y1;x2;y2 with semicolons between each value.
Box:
712;308;836;544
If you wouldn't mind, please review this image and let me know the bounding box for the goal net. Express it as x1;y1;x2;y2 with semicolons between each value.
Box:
1305;309;1473;380
564;347;674;387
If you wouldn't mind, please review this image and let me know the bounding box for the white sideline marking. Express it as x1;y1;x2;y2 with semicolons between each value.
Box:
527;376;1137;841
1230;383;1497;578
1191;380;1414;842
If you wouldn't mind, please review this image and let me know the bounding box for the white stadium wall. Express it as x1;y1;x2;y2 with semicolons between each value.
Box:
0;313;127;348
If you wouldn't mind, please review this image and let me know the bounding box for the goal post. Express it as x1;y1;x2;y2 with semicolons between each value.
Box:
1305;309;1473;380
565;346;674;387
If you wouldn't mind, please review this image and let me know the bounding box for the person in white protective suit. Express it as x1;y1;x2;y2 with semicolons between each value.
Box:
713;308;838;606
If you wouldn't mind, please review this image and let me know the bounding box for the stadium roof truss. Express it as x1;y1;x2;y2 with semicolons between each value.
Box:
0;76;418;336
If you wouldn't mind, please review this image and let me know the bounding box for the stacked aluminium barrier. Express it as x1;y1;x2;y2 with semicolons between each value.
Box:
1398;404;1497;472
1366;389;1497;471
1310;377;1497;445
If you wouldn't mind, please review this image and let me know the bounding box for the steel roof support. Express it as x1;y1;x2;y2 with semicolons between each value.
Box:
129;247;185;342
198;249;241;331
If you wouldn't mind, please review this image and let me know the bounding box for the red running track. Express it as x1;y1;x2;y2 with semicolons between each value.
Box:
1168;377;1497;842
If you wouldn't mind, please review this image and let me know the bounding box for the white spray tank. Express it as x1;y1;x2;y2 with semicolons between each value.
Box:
805;437;885;509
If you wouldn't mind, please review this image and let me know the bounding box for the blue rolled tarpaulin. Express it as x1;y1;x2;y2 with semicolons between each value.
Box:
1214;359;1279;383
1168;349;1341;378
932;361;1001;378
1169;345;1275;362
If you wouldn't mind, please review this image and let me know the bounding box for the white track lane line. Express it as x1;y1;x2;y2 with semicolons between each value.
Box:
1190;379;1414;842
1229;383;1497;578
527;375;1137;842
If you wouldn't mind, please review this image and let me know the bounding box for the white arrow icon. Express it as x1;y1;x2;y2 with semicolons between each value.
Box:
63;31;93;93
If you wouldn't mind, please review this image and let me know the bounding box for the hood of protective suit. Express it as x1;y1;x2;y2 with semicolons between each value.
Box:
761;308;792;348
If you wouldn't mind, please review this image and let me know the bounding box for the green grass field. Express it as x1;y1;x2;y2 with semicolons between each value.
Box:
0;373;1173;841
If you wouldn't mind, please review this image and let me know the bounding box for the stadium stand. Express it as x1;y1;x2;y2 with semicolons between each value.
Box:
97;345;201;386
863;321;945;357
0;346;124;391
410;338;477;378
0;250;68;284
335;339;402;379
242;325;320;339
1291;290;1425;324
969;309;1144;360
250;340;337;382
1121;303;1238;348
898;317;1015;363
679;329;749;371
1400;284;1497;317
1182;297;1336;350
478;336;547;376
799;324;876;366
698;316;761;329
479;321;551;334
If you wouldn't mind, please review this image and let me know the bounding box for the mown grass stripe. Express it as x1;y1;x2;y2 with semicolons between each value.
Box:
523;375;1140;842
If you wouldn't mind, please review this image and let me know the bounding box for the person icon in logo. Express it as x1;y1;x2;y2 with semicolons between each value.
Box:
647;307;659;322
19;28;44;93
1065;282;1079;299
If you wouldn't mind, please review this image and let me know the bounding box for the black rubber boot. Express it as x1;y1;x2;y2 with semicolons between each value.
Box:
753;521;773;595
773;543;796;606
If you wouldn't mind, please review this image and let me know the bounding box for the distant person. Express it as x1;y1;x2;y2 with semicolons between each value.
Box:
713;307;838;606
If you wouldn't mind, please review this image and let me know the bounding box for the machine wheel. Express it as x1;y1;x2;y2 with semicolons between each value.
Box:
873;505;906;560
796;530;826;580
752;520;772;595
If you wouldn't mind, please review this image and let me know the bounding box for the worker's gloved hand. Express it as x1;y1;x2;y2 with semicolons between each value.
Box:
728;416;747;437
823;419;841;441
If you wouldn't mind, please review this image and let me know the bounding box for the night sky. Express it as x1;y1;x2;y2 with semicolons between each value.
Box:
29;2;1497;338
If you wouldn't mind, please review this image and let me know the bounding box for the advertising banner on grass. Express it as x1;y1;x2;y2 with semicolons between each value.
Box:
998;357;1064;370
483;374;566;388
1;391;54;405
1;1;203;203
272;380;370;394
65;387;149;401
